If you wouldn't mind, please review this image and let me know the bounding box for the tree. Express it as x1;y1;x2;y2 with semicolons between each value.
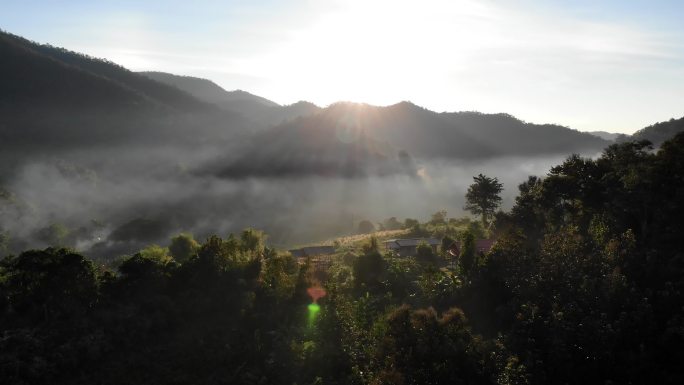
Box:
138;244;171;264
458;230;477;276
464;174;503;227
404;218;419;229
416;241;436;264
168;233;199;263
240;228;265;255
353;237;385;293
383;217;403;231
358;220;375;234
430;210;448;224
1;248;97;324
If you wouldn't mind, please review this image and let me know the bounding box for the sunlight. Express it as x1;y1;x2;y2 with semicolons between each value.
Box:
243;0;493;106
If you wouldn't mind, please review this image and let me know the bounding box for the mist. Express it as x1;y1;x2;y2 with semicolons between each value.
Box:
0;142;577;259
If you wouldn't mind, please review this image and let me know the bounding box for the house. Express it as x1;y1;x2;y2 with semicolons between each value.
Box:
383;238;441;257
288;245;336;258
289;245;337;270
447;239;496;257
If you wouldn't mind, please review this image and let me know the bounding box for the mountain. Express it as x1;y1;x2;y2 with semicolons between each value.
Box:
202;109;417;179
1;29;610;181
589;131;621;141
0;32;212;114
138;71;278;108
0;30;249;154
140;71;321;126
203;101;610;179
233;101;608;161
436;109;609;158
619;117;684;146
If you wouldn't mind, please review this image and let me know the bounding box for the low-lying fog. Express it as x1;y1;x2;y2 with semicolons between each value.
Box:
0;146;590;259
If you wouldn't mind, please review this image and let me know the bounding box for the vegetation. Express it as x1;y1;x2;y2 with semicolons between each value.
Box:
618;115;684;146
464;174;504;226
357;220;376;234
4;28;684;385
2;133;684;384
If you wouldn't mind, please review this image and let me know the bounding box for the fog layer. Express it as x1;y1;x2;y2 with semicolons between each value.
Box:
0;143;576;259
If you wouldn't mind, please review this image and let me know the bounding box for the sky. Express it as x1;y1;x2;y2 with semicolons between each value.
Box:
2;0;683;133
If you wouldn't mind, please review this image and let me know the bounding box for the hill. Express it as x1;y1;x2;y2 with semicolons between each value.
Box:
201;108;417;178
139;71;279;108
270;101;608;160
140;71;321;126
0;30;249;154
212;101;610;175
619;116;684;146
588;131;621;141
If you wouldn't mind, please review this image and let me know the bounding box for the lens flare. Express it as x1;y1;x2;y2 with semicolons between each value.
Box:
306;286;326;326
308;302;321;325
307;287;326;302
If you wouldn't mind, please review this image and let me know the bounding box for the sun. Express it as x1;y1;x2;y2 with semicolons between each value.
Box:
239;0;488;107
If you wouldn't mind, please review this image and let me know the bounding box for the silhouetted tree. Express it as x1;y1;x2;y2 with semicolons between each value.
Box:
465;174;503;226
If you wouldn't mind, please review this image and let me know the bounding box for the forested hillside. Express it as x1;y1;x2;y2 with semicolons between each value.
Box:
241;101;610;162
141;71;322;127
2;133;683;384
619;116;684;146
0;30;250;153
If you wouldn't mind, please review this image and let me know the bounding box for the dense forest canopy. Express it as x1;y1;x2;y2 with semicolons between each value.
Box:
2;132;684;384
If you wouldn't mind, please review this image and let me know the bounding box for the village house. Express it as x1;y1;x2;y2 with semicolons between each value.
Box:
288;245;336;258
288;245;336;270
383;238;441;257
447;239;496;257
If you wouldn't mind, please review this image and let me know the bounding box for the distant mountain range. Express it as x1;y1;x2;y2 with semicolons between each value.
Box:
589;131;622;141
139;71;321;127
1;29;682;178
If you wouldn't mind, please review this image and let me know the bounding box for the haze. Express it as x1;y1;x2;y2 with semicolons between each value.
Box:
3;0;684;134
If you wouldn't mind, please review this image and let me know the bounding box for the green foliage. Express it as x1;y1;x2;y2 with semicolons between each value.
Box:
3;133;684;384
465;174;504;226
262;254;298;300
430;209;447;224
382;217;403;230
138;244;172;264
240;227;265;255
441;235;455;257
353;238;386;294
415;241;436;264
406;222;430;238
370;305;492;384
458;230;477;276
404;218;419;229
0;248;96;326
168;233;199;263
